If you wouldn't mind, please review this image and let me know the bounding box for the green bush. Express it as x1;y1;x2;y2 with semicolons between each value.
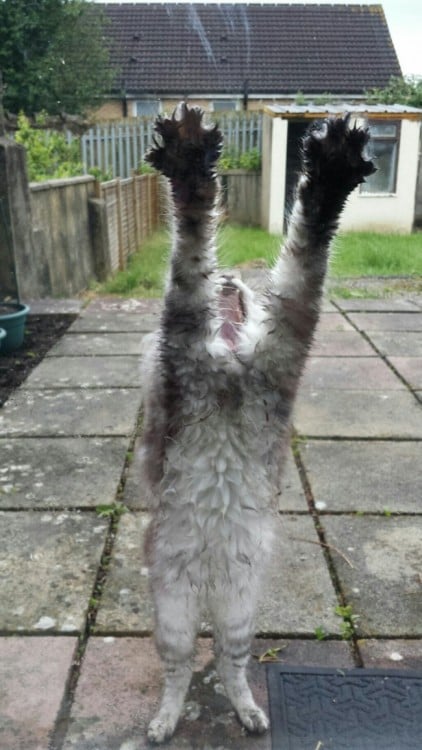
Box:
15;112;83;181
219;147;261;171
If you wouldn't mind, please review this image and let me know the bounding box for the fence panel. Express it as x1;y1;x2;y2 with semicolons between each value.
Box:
71;112;262;179
98;173;160;273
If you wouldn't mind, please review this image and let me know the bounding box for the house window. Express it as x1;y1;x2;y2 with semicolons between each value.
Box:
361;121;400;194
212;100;238;112
135;100;160;117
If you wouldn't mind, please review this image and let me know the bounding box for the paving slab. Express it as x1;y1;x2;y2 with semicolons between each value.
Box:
27;299;83;314
359;639;422;671
0;636;76;750
310;330;376;357
96;513;340;637
23;356;143;389
301;356;403;390
294;389;422;438
62;636;353;750
84;298;163;314
0;388;143;437
347;312;422;332
0;511;107;633
96;512;152;633
300;440;422;513
365;331;422;357
322;515;422;637
0;437;128;509
388;357;422;389
277;448;308;512
46;332;149;357
122;442;308;513
412;295;422;309
334;298;420;312
69;312;160;333
316;313;354;332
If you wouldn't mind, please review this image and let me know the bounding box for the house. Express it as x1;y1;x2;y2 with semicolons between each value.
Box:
95;3;422;233
261;103;422;234
96;3;402;118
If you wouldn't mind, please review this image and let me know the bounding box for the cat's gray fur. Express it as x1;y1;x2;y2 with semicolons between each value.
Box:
140;104;375;743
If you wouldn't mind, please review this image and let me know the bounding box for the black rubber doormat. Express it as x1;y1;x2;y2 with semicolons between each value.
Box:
267;665;422;750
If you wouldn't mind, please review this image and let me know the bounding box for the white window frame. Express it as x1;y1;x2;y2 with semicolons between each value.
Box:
134;99;161;117
360;120;400;195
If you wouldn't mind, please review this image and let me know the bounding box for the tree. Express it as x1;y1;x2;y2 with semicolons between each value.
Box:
366;75;422;108
0;0;115;116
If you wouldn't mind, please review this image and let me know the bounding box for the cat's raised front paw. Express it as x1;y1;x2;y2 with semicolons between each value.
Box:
302;115;376;193
145;103;223;200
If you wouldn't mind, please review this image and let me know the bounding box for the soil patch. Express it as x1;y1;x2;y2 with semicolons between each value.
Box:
0;314;76;407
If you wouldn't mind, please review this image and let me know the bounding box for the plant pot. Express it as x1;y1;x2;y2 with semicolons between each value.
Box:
0;328;6;350
0;303;30;352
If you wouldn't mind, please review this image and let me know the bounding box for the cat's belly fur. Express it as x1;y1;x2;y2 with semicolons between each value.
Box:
149;409;283;591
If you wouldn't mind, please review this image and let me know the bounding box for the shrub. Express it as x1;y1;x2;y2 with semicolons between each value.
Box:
15;112;83;181
219;147;261;171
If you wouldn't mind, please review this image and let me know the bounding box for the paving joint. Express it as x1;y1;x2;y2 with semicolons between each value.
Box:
342;309;420;398
48;399;145;750
1;292;422;749
292;434;364;666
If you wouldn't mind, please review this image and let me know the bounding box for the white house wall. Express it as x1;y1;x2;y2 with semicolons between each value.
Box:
261;116;287;235
340;118;421;233
261;113;421;235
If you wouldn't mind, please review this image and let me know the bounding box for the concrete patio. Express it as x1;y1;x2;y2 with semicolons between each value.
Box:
0;288;421;750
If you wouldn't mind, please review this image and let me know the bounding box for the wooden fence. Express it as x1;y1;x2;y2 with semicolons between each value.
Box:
69;112;263;179
95;173;160;272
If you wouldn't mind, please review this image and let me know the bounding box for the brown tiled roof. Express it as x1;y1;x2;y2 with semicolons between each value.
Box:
100;3;402;97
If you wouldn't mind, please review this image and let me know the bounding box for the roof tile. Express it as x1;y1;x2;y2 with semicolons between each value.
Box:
99;3;402;96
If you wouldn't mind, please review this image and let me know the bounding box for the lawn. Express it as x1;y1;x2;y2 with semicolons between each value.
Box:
92;224;422;298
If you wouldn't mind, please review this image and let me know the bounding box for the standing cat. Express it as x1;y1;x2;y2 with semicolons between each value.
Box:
140;103;374;744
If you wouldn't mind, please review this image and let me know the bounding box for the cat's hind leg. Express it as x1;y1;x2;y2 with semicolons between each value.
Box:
147;579;199;744
209;577;269;734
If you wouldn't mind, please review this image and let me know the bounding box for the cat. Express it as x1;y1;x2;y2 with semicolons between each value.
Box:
140;103;375;744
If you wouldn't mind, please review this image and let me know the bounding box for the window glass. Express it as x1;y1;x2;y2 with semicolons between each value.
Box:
361;120;399;194
213;100;237;112
135;100;160;117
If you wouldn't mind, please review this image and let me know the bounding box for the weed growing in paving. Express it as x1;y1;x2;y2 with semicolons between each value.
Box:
96;501;127;519
335;604;360;640
314;626;327;641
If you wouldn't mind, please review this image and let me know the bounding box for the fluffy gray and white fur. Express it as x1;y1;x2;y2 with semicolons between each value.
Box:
140;103;375;744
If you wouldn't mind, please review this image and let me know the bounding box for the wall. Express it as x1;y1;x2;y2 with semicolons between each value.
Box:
221;170;261;226
340;119;421;233
261;112;422;235
96;174;161;273
260;115;287;235
413;126;422;227
0;137;36;301
24;173;161;298
30;176;96;297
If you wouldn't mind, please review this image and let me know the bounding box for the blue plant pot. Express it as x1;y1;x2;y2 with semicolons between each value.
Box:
0;303;30;352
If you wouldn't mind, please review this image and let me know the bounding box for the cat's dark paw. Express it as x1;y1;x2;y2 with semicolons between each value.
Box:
302;115;376;193
146;103;223;191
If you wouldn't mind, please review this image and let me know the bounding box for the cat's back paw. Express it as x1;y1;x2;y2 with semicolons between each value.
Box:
237;705;270;734
147;712;177;744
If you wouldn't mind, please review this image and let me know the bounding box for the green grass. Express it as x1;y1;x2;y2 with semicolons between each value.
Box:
91;225;421;298
218;223;280;268
331;232;422;277
91;230;170;297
